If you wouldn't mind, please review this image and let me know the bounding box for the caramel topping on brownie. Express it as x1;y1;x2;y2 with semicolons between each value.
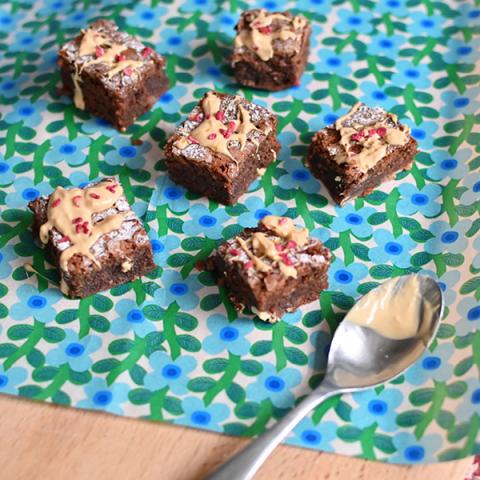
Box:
39;179;127;271
332;102;410;173
234;9;307;62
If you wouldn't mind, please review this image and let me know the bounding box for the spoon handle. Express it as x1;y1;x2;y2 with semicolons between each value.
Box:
206;384;337;480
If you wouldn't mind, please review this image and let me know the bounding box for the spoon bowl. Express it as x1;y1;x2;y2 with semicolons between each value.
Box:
207;274;443;480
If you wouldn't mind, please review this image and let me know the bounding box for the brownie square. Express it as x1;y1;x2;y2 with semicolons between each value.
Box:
231;9;311;91
28;178;155;298
164;91;280;205
306;102;418;205
58;19;169;131
206;215;331;323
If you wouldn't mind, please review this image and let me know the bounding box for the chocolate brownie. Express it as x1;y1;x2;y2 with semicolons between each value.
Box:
306;102;418;205
28;178;155;298
164;91;280;205
231;9;311;91
58;19;168;131
206;215;331;323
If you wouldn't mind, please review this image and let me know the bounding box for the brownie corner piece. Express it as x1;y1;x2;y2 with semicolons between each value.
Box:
164;90;280;205
58;19;168;131
306;102;418;205
231;9;311;91
206;215;331;322
28;177;155;298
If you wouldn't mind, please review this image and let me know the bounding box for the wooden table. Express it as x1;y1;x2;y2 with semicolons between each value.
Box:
0;395;471;480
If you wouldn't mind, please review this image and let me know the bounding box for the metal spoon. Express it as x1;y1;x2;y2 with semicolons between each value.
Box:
207;274;443;480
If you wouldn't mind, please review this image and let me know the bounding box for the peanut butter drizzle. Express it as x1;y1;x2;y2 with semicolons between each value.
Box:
235;10;305;61
175;92;263;160
260;215;309;246
334;102;410;173
39;180;126;271
72;29;142;109
252;232;297;278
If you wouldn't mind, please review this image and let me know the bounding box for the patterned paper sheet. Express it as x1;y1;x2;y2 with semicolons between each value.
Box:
0;0;479;465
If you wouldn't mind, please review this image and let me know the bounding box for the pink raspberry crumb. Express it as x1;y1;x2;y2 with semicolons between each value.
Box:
141;47;153;58
95;46;104;58
215;110;225;121
207;133;217;140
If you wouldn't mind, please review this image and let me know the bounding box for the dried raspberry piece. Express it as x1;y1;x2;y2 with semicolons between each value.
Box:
286;240;297;249
191;113;203;122
75;224;83;234
257;26;273;34
229;248;240;256
280;254;294;266
123;67;133;76
188;135;199;144
244;260;254;270
205;113;211;120
72;217;83;224
105;184;117;193
116;54;127;62
89;193;100;199
95;46;105;58
376;127;387;137
219;129;232;139
141;47;153;58
51;198;61;208
275;243;284;252
279;218;288;225
72;195;82;207
227;121;236;131
58;235;70;243
207;133;217;140
215;110;225;121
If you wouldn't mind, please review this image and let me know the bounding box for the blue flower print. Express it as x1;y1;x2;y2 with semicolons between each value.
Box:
0;8;25;33
271;74;314;101
441;89;480;119
36;51;59;75
0;75;28;99
351;388;403;432
391;61;431;89
288;417;337;451
148;230;180;267
110;299;156;338
157;29;197;57
183;204;229;240
296;0;332;14
404;343;454;385
237;196;288;229
10;284;62;324
420;269;460;306
9;31;48;52
403;119;439;151
246;362;302;409
278;158;321;194
330;204;376;238
180;0;218;13
369;229;416;268
454;379;480;423
311;227;331;244
367;34;406;57
153;175;190;213
37;0;74;16
154;86;188;115
460;172;480;205
0;245;16;280
203;314;254;356
126;4;167;29
328;259;369;296
443;38;480;64
4;99;47;128
44;135;91;166
46;329;102;372
309;104;349;132
474;237;480;269
0;365;27;395
104;136;151;169
0;155;21;186
455;297;480;337
62;9;97;28
397;183;442;217
336;9;373;34
77;377;130;415
144;351;197;395
407;13;444;38
5;177;51;208
391;432;442;464
209;11;240;35
453;3;480;27
359;82;397;111
424;220;470;255
317;49;355;77
375;0;410;17
81;117;119;136
196;58;230;87
283;310;302;325
308;329;331;371
427;148;470;181
154;269;201;311
68;171;92;188
176;397;230;432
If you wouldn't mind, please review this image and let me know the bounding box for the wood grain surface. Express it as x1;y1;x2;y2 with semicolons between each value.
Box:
0;394;471;480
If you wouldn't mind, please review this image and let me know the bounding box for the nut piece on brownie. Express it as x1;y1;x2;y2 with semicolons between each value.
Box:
206;215;331;323
28;178;155;298
164;90;280;205
231;9;311;91
306;102;418;205
58;19;168;131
